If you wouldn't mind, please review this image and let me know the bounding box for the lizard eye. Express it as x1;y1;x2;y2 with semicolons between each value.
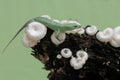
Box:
74;25;80;28
74;26;78;28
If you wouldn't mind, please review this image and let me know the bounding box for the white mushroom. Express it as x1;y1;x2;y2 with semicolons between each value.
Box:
113;26;120;44
51;32;66;45
60;48;72;58
70;56;85;70
86;25;98;36
25;21;47;41
77;28;85;35
110;39;120;48
41;15;51;19
70;50;88;70
56;54;62;59
22;34;37;48
70;57;77;67
96;28;113;42
76;50;88;61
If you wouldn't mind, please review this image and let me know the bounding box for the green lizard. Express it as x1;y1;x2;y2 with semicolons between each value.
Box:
2;16;81;53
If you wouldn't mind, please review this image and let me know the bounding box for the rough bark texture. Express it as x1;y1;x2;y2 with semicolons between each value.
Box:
31;26;120;80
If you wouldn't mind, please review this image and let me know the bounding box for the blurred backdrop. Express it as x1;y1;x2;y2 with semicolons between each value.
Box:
0;0;120;80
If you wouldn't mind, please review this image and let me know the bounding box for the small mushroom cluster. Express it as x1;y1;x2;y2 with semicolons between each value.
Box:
56;48;88;70
70;50;88;70
96;26;120;47
22;19;120;71
74;25;120;48
21;16;120;80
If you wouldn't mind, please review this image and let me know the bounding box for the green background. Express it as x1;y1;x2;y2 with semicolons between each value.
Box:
0;0;120;80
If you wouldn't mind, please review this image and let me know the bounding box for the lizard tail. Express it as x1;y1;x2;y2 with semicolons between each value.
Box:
2;19;34;54
2;25;25;54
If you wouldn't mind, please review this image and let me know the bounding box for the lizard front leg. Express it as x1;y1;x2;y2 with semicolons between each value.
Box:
55;29;61;41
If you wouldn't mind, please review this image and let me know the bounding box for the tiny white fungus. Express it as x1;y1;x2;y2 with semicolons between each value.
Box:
110;39;120;48
96;28;113;42
117;69;120;72
78;28;85;35
113;26;120;44
70;50;88;70
114;26;120;33
22;34;37;48
51;32;66;45
76;50;88;61
25;21;47;41
60;48;72;58
70;57;85;70
56;54;62;59
86;25;97;36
